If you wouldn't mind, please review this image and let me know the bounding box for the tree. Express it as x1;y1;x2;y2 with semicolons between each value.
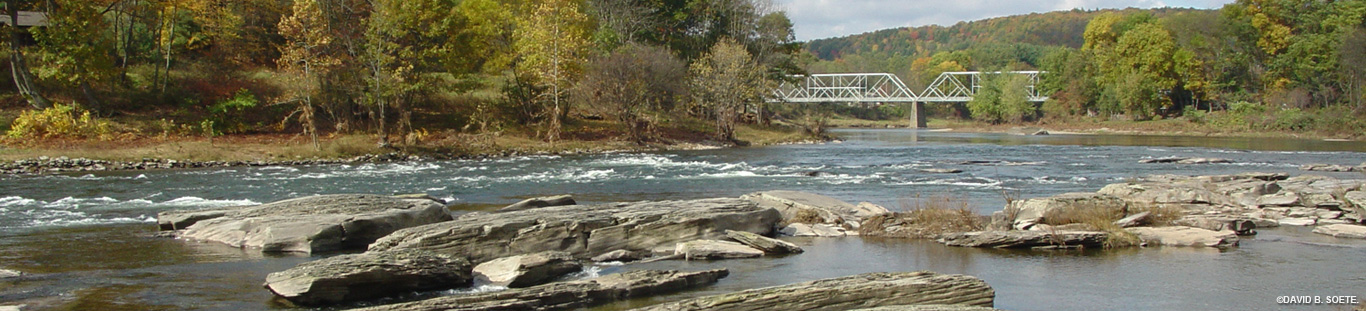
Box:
32;0;117;111
513;0;591;143
571;43;685;143
4;0;49;108
968;72;1034;123
689;38;764;141
276;0;341;150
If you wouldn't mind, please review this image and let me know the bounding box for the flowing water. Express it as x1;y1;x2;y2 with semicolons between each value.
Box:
2;129;1365;310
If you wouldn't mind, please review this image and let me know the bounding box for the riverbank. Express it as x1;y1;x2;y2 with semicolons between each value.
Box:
824;116;1366;141
0;123;822;175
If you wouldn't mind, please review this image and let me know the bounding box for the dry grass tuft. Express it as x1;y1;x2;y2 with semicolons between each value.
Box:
787;209;824;225
860;195;984;238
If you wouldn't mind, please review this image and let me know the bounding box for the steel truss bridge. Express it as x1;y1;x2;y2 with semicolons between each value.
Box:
770;71;1047;127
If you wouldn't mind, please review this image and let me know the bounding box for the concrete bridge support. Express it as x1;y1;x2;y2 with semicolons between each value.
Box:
910;102;927;128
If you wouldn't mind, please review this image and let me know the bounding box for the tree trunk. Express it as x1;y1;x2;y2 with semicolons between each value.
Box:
7;0;50;108
160;4;176;94
80;81;101;112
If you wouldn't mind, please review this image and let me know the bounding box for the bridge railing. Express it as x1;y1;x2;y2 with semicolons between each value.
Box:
771;71;1048;104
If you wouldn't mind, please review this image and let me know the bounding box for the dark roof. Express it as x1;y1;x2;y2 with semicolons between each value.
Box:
0;11;48;27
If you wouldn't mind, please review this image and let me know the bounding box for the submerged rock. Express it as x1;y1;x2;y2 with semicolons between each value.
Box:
675;240;764;260
171;194;452;254
1127;226;1238;247
628;271;995;311
590;250;644;263
1312;224;1366;239
497;195;576;212
351;269;729;311
724;230;803;254
472;251;581;288
369;198;780;263
937;231;1107;249
264;250;471;306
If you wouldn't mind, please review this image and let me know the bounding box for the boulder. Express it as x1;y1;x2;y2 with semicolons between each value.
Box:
937;231;1107;249
1312;224;1366;239
724;230;803;254
170;194;452;254
1346;191;1366;209
590;250;644;263
1257;192;1301;207
1112;211;1151;228
264;250;471;306
369;198;780;263
779;223;851;237
1278;218;1316;226
497;195;576;212
472;251;582;288
156;208;233;230
351;269;729;311
1127;226;1239;247
1004;193;1126;230
1174;216;1258;235
628;271;994;311
675;240;765;260
0;269;19;278
742;191;889;228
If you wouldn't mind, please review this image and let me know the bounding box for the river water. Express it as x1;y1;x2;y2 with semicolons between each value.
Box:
2;129;1365;310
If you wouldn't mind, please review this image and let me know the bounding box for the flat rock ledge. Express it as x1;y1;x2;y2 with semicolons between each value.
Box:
1313;224;1366;239
0;269;20;278
675;240;764;260
163;194;452;254
350;269;729;311
497;195;576;212
472;251;582;288
724;230;803;254
742;190;890;232
627;271;994;311
265;250;471;306
1127;226;1239;247
369;198;780;263
854;306;1003;311
938;231;1107;249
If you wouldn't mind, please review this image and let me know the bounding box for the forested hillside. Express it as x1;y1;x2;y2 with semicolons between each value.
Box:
804;1;1366;137
0;0;805;151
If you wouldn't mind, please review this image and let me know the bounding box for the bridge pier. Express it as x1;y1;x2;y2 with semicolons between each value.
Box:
910;102;927;128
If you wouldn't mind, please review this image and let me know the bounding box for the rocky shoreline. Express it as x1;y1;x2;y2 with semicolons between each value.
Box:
68;172;1366;310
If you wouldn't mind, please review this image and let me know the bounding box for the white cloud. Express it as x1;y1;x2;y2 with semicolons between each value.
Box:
776;0;1233;41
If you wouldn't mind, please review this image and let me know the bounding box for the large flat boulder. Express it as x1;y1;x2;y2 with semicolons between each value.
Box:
724;230;803;254
1312;224;1366;239
368;198;780;263
1127;226;1239;247
472;251;581;288
628;271;994;311
264;250;471;306
742;191;889;229
675;240;764;260
351;269;729;311
937;231;1107;249
169;194;452;254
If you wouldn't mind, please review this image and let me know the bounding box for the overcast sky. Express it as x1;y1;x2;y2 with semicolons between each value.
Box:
776;0;1236;41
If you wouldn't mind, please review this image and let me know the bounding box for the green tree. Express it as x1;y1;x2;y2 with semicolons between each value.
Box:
32;0;116;110
514;0;591;143
689;38;765;141
968;72;1034;123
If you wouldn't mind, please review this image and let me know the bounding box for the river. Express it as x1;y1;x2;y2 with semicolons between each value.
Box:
2;129;1365;310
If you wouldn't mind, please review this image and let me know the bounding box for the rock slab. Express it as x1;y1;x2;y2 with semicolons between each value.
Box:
264;250;471;306
369;198;780;263
498;195;576;212
724;230;803;254
675;240;765;260
1312;224;1366;239
1127;226;1239;247
351;269;729;311
938;231;1108;249
742;191;889;228
170;194;452;254
0;269;20;278
472;251;582;288
628;271;994;311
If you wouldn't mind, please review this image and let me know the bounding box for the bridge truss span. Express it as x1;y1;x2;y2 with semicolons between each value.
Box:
771;71;1048;104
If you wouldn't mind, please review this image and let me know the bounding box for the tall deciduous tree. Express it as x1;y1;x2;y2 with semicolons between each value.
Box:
689;38;763;141
571;43;685;143
32;0;116;110
4;0;49;108
277;0;340;150
514;0;590;143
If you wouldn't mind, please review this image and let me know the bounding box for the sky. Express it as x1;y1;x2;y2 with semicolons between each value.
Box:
775;0;1236;41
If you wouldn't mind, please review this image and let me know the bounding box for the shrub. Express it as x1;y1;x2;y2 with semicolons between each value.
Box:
208;88;260;134
6;103;113;140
